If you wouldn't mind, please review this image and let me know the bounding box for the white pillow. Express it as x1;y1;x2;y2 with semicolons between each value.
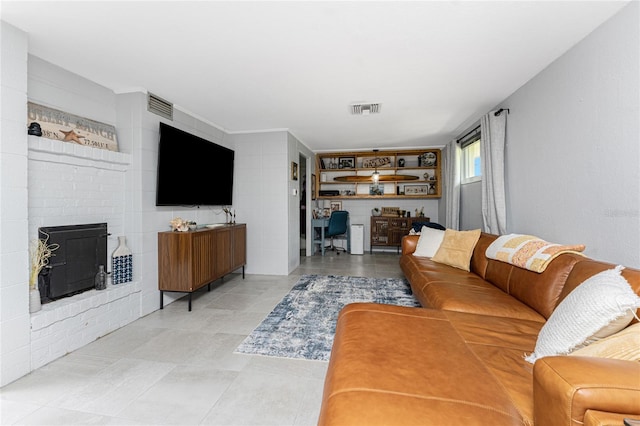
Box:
412;226;445;257
525;265;640;363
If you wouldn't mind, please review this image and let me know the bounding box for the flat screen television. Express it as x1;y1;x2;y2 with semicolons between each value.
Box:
156;123;234;206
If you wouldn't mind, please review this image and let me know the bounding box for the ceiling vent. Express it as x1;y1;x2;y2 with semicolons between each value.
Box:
350;103;381;115
147;93;173;120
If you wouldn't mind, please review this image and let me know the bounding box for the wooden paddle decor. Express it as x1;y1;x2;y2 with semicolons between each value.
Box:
333;175;420;182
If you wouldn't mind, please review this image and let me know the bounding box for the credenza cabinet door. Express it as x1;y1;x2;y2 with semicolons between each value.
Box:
232;224;247;271
215;227;233;277
192;231;217;288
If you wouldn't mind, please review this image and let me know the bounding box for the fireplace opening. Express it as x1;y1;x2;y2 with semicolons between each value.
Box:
38;223;108;304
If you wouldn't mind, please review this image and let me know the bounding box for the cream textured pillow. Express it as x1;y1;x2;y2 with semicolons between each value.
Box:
570;322;640;361
525;265;640;363
412;226;445;258
431;229;481;271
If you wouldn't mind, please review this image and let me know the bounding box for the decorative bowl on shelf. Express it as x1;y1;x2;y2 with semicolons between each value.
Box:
419;152;437;167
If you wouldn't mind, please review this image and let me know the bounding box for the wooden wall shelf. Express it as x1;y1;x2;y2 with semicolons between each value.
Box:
315;149;441;200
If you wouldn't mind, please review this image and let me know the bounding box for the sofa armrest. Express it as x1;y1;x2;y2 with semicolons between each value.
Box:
401;235;419;255
533;356;640;425
584;410;640;426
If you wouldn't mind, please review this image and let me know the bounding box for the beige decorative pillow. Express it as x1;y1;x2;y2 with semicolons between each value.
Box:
431;229;481;271
570;322;640;361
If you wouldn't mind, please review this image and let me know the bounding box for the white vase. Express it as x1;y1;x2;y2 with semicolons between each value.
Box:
112;236;133;284
29;288;41;313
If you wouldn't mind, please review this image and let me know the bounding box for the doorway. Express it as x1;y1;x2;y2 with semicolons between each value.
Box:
299;153;308;257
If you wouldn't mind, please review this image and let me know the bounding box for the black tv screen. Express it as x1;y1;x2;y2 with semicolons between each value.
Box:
156;123;234;206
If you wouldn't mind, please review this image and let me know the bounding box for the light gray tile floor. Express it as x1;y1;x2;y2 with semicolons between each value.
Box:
1;252;402;425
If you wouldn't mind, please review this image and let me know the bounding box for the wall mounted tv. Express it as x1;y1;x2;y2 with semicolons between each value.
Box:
156;122;234;206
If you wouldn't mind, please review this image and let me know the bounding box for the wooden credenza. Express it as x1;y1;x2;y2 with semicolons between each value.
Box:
370;216;429;254
158;223;246;310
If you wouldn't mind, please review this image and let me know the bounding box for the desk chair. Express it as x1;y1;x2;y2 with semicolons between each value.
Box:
325;210;349;254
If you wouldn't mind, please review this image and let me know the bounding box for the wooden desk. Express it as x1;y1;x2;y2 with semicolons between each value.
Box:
312;216;350;255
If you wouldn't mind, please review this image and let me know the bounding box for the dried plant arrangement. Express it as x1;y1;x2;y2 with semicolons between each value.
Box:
29;233;59;290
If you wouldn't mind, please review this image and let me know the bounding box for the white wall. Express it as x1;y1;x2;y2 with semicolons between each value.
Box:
0;22;30;386
231;131;290;275
231;130;315;274
501;2;639;266
460;181;482;231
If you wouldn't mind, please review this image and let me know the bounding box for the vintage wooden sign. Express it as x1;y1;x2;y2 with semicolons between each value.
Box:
27;102;119;152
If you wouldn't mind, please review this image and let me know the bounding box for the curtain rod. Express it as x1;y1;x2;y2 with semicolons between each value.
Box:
456;125;480;144
456;108;510;143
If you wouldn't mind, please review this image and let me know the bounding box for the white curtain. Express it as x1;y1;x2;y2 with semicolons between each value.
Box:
480;111;507;234
443;139;461;230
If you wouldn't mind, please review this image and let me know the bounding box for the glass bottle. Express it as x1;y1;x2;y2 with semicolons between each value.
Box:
95;265;107;290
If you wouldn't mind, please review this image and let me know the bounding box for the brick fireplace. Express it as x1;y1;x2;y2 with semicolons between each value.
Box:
27;136;140;370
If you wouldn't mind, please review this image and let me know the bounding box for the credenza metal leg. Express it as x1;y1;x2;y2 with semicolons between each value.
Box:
160;291;163;309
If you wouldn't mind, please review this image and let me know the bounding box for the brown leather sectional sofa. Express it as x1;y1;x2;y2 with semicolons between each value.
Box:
318;232;640;425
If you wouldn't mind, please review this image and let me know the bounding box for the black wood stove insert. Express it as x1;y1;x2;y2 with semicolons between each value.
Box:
38;223;108;303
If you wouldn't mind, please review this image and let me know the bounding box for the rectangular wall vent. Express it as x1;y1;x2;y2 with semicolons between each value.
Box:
350;103;381;115
148;93;173;120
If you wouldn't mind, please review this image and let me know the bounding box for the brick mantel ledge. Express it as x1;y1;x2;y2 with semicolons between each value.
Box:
28;136;131;171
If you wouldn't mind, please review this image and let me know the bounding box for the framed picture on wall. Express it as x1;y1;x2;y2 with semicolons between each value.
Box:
369;184;384;196
405;184;428;195
311;174;316;200
338;157;355;169
330;201;342;212
291;162;298;181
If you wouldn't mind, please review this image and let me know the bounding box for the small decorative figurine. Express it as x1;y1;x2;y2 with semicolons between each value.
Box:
28;122;43;136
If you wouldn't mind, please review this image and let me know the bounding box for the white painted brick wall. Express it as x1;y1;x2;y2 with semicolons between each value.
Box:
27;137;140;369
30;279;141;370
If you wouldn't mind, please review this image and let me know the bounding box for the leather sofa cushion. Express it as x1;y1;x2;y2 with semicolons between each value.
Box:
319;303;534;426
444;311;544;423
402;253;546;322
421;281;545;322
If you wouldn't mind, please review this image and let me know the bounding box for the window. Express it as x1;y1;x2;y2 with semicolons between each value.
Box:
459;126;481;184
462;139;481;183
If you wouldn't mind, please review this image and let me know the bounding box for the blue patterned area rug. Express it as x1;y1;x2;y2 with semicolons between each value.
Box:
234;274;420;361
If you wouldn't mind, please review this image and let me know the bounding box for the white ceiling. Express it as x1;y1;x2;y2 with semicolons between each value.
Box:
1;1;629;151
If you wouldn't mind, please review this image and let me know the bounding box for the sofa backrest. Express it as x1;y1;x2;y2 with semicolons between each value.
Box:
559;259;640;322
470;233;585;319
469;233;496;279
507;253;586;319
